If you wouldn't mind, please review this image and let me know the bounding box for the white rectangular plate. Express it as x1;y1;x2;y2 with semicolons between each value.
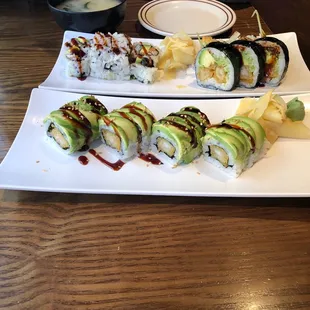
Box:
1;88;310;197
39;31;310;98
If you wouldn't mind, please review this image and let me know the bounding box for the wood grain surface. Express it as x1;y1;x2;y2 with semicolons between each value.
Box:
1;1;310;309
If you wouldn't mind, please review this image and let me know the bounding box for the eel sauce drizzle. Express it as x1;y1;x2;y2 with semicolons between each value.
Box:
78;151;162;170
138;153;162;165
78;155;89;165
89;149;125;171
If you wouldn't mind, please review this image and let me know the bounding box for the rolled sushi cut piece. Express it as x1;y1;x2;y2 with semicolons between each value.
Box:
64;37;91;78
201;116;269;177
61;95;108;140
98;102;156;161
195;42;242;91
44;108;92;155
89;32;132;81
231;40;265;88
151;107;210;167
130;42;161;84
255;37;289;86
44;96;108;154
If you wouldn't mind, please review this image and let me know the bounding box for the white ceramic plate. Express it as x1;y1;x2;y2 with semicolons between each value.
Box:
1;88;310;197
138;0;236;38
39;31;310;98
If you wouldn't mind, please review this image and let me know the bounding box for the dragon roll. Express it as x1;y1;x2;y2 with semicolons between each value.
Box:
201;116;270;177
195;42;242;91
98;102;156;161
151;107;210;167
44;96;108;154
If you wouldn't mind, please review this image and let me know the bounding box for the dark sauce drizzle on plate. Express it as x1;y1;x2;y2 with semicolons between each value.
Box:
78;155;89;165
88;149;125;171
78;151;162;169
139;153;162;165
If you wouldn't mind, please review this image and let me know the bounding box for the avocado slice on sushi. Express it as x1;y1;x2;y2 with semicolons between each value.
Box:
204;128;241;162
61;96;108;141
207;126;249;159
202;116;269;177
225;116;266;150
44;109;92;154
152;120;192;160
151;107;209;166
195;42;242;91
44;95;107;155
98;102;156;160
255;37;289;86
231;40;266;88
99;114;139;160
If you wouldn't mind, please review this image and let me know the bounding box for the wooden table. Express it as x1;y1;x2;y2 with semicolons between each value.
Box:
1;1;310;309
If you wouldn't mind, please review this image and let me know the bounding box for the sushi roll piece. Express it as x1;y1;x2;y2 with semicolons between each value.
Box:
115;101;156;153
195;42;242;91
44;107;93;155
89;32;132;81
44;96;108;154
231;40;265;88
255;37;289;86
130;42;161;84
201;116;269;177
98;102;156;161
151;107;210;167
61;95;108;140
64;37;91;78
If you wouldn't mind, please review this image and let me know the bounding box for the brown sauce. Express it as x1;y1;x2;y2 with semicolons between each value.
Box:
78;155;89;165
106;33;121;55
139;42;153;67
139;153;162;165
89;149;125;171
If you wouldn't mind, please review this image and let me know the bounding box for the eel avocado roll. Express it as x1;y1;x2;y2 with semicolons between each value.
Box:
231;40;265;88
64;36;91;78
44;96;108;154
98;102;156;161
61;95;108;140
195;42;242;91
255;37;289;86
151;107;210;167
201;116;269;177
130;42;161;84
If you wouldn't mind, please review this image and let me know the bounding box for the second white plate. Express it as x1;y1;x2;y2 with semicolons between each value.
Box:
39;31;310;98
138;0;236;38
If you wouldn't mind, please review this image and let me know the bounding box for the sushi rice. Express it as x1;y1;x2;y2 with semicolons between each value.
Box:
64;33;160;84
